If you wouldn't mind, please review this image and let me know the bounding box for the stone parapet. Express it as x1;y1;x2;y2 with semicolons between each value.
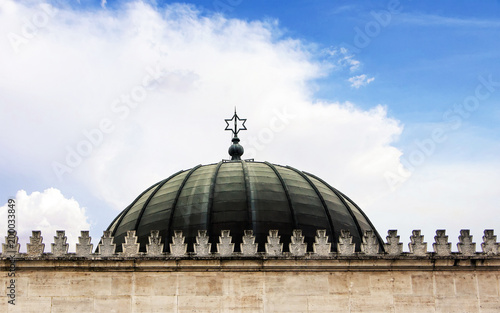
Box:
1;229;499;260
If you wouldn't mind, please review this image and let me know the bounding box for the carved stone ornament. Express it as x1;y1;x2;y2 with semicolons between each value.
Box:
265;230;283;256
170;230;187;257
98;231;116;257
337;230;355;256
313;229;331;256
385;230;403;256
27;230;45;257
194;230;211;256
361;230;379;255
217;230;234;257
241;230;258;256
76;231;93;257
51;230;69;256
409;230;427;256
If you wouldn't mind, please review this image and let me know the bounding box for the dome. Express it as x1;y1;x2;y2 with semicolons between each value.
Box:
107;160;384;253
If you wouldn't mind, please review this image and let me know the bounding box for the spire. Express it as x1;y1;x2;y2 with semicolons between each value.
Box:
224;108;247;160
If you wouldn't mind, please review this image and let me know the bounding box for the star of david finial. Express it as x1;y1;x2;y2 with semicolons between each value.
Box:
225;108;247;136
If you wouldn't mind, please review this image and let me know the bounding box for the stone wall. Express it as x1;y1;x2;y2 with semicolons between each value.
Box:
0;258;499;313
1;229;499;312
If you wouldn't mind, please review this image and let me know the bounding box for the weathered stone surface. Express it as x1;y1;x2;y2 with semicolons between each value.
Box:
337;230;355;256
289;229;307;256
482;229;499;255
194;230;211;256
121;230;140;257
385;230;403;256
265;230;282;256
409;230;427;256
27;230;44;257
146;230;164;256
76;231;93;257
170;230;187;257
217;230;234;256
241;230;258;256
313;229;331;256
457;229;476;256
433;229;451;256
2;230;20;256
98;230;116;256
361;230;379;255
51;230;69;256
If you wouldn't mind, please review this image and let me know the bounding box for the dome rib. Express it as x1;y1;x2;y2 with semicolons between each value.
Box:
333;188;385;249
133;170;184;232
109;181;161;237
240;160;253;230
166;164;203;241
302;171;365;241
206;161;224;239
264;161;298;230
285;165;336;240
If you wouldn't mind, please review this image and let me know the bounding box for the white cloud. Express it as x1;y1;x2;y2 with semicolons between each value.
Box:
348;74;375;88
1;1;497;248
0;188;90;252
101;0;107;9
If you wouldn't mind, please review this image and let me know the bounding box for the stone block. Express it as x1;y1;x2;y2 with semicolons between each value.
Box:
307;295;350;312
394;295;435;313
51;297;94;313
434;274;455;297
477;272;499;297
265;295;308;312
94;296;131;313
328;272;350;295
435;296;479;313
350;295;394;313
454;273;477;296
132;295;177;312
411;273;433;295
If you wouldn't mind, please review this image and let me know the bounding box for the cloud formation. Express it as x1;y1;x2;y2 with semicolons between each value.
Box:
0;188;90;252
348;74;375;88
3;1;497;248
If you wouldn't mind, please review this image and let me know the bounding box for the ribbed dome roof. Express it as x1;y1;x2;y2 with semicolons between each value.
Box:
107;160;383;253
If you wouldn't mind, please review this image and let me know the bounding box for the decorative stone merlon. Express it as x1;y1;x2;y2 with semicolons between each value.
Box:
361;230;379;255
289;229;307;256
3;231;20;256
2;228;500;260
146;230;164;256
51;230;69;256
409;230;427;256
481;230;499;255
121;231;140;257
313;230;331;256
337;230;355;256
457;229;476;256
433;230;451;256
265;230;282;256
76;231;93;257
385;230;403;256
98;231;116;257
170;230;187;257
194;230;211;256
217;230;234;256
241;230;258;256
27;231;45;257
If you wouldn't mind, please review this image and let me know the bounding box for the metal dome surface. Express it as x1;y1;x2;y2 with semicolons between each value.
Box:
107;160;383;253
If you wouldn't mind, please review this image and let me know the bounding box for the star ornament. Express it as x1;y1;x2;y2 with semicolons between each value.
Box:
224;111;247;135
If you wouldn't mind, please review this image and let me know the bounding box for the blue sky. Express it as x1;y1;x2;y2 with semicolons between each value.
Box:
1;0;499;250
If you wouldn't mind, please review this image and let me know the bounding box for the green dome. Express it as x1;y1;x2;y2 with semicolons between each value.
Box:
107;160;383;253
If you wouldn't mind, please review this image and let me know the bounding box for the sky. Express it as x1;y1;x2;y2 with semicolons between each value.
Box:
1;0;499;252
